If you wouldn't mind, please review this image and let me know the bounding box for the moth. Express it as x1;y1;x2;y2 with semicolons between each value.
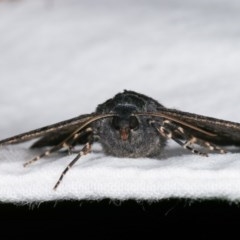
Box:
1;90;240;190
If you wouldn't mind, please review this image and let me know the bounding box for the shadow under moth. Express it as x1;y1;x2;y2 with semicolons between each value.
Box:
1;90;240;190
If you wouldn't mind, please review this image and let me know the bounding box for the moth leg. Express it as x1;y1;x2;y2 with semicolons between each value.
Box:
53;141;92;190
64;127;94;155
150;120;208;156
159;125;208;156
23;127;93;167
175;128;226;154
158;120;226;155
195;139;226;154
23;143;67;167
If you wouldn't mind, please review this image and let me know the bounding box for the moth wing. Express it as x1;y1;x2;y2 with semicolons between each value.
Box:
154;108;240;146
0;113;95;146
30;126;90;148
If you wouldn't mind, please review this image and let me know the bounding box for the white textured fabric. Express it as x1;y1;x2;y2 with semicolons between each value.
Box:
1;0;240;202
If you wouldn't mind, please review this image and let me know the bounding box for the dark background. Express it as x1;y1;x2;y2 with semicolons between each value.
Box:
1;199;240;238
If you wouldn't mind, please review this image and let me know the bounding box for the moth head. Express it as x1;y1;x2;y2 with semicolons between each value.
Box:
111;104;139;141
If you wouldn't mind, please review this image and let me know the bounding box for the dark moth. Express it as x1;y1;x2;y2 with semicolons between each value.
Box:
1;90;240;189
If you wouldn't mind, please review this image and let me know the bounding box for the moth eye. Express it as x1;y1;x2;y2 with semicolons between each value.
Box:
112;116;121;130
129;116;139;130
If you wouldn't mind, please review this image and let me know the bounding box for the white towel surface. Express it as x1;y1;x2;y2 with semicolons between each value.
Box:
1;0;240;202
